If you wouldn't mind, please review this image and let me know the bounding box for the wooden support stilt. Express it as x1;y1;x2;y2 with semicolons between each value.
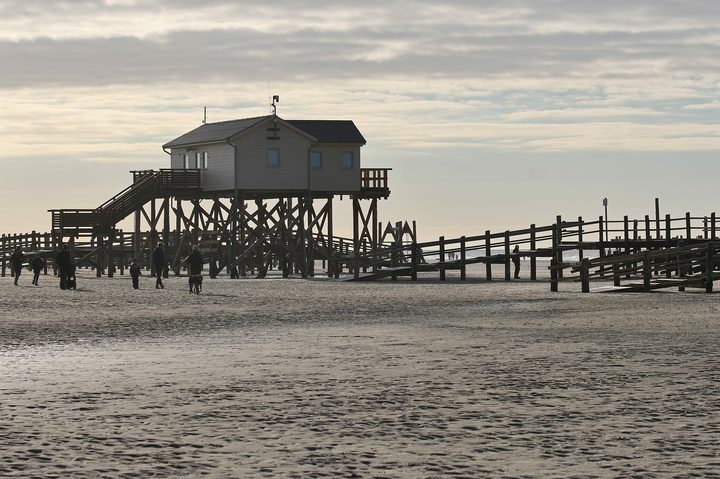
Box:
706;244;714;293
485;230;492;281
439;236;446;281
530;224;537;281
107;230;114;278
460;236;466;281
504;231;511;281
613;250;621;286
581;257;590;293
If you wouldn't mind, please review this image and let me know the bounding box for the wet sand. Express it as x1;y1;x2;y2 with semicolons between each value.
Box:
1;268;719;477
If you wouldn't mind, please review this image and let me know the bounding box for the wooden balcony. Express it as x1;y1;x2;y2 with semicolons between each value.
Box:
357;168;391;199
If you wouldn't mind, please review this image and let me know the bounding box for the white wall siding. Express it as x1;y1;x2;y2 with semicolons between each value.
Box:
199;143;234;191
169;144;234;192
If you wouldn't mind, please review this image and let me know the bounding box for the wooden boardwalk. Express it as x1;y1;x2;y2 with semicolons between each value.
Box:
3;202;719;292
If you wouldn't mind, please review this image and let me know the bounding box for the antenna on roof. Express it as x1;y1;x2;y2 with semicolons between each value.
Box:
271;95;279;117
202;107;207;124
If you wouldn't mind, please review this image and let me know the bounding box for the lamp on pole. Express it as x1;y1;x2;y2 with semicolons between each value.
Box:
603;197;609;242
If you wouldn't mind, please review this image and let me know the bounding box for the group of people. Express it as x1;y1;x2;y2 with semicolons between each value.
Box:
8;242;204;291
9;244;77;289
130;242;203;292
9;247;46;286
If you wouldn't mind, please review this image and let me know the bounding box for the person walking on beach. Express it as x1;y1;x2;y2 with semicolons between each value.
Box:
187;245;203;276
130;258;141;289
56;244;71;290
10;247;24;286
153;241;166;289
512;245;521;279
31;253;45;286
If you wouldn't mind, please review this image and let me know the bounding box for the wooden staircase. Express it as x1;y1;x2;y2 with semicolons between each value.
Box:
51;169;201;233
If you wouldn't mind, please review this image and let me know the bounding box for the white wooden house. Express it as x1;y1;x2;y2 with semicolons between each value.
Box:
162;115;366;194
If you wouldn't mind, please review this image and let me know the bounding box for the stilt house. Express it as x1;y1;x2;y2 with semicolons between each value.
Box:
162;115;367;194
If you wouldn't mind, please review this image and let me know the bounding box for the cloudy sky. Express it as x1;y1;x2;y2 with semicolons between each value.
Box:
2;0;719;241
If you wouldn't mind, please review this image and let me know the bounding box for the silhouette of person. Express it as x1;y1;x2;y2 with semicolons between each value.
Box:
512;245;521;279
130;258;141;289
10;247;24;286
153;241;166;289
31;253;45;286
56;244;72;290
187;245;203;276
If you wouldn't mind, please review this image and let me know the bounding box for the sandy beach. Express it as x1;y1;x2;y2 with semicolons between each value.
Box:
1;267;719;478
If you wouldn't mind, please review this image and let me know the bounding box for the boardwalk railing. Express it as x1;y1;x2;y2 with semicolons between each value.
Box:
347;212;720;283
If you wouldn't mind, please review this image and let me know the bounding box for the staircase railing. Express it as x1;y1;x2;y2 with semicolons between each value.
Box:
52;169;202;231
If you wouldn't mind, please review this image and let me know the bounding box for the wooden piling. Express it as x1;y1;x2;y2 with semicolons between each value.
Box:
643;251;651;292
485;230;492;281
581;257;590;293
504;231;511;281
706;244;714;293
439;236;446;281
460;236;466;281
530;224;537;281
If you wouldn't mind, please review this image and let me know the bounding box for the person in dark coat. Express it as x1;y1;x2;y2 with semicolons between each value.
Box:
152;241;166;289
187;245;203;275
56;244;72;290
512;245;521;279
31;253;45;286
129;258;141;289
10;247;24;286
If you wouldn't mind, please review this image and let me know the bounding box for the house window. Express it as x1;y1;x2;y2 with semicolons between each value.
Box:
202;151;209;169
310;151;322;169
267;149;280;168
194;152;201;169
183;154;189;169
341;151;354;169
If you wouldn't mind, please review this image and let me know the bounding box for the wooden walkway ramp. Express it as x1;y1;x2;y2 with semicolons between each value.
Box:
550;240;720;293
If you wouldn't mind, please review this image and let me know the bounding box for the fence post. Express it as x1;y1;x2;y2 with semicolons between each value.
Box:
551;224;558;292
460;236;466;281
530;224;537;281
556;215;563;279
550;256;558;292
686;212;692;240
613;250;621;287
504;231;511;281
643;251;651;292
712;213;717;240
577;216;584;261
677;240;685;292
411;243;418;281
581;257;590;293
598;216;605;261
485;230;492;281
439;236;446;281
706;244;714;293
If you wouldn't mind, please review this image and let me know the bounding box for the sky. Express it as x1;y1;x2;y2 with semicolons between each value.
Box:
2;0;720;242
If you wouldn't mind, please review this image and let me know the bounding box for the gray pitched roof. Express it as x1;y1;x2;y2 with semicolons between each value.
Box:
163;115;272;149
163;116;366;149
286;120;366;145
